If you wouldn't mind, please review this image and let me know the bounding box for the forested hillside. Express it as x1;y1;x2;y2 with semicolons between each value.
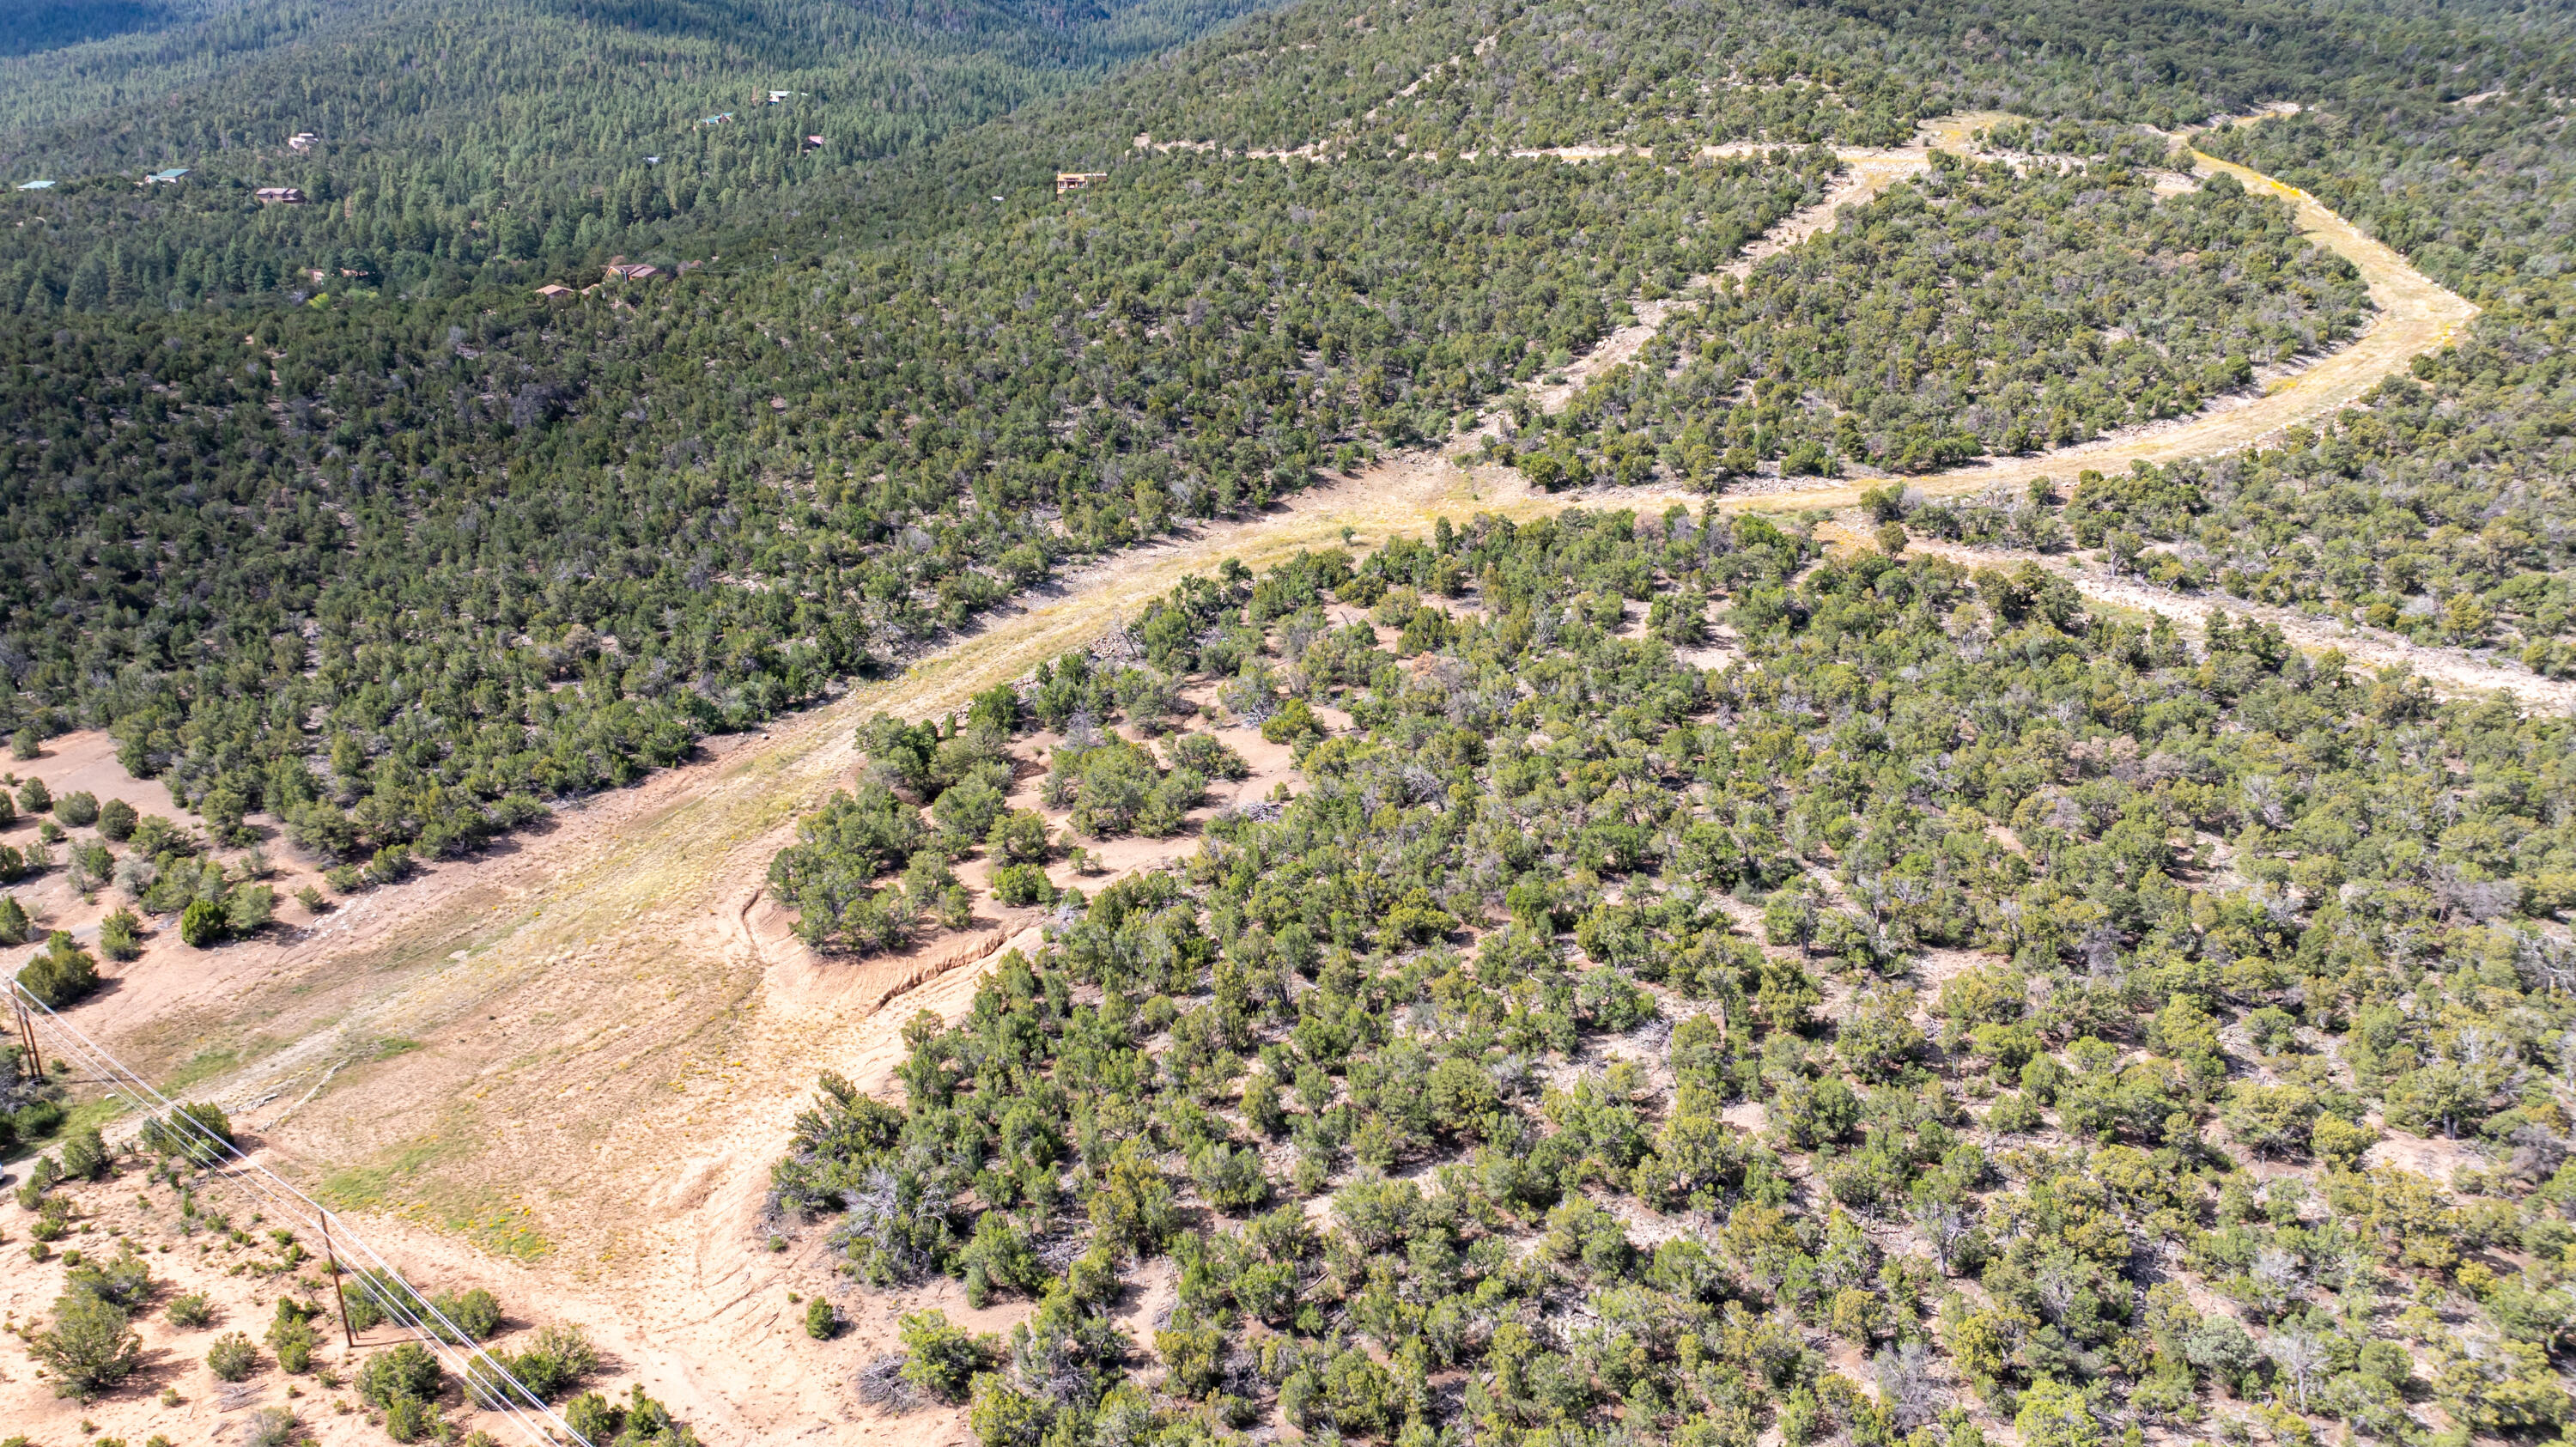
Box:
774;518;2576;1447
18;0;2576;1440
0;0;2573;863
1518;153;2371;483
1863;92;2576;677
0;0;1288;305
0;0;1280;170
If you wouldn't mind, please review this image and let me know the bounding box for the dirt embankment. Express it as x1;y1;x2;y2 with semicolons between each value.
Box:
0;112;2498;1447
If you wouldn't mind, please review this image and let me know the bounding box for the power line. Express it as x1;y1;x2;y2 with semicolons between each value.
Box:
15;981;574;1440
9;977;586;1446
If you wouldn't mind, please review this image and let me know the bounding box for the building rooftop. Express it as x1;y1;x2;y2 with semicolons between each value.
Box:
15;179;53;191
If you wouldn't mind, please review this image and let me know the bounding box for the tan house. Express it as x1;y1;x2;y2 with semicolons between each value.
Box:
1056;172;1108;195
536;284;574;299
254;186;306;204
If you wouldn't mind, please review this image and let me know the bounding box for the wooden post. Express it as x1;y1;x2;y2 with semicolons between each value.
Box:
322;1212;355;1350
10;992;39;1081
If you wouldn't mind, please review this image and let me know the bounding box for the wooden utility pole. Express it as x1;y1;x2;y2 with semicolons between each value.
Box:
9;990;39;1081
322;1211;355;1350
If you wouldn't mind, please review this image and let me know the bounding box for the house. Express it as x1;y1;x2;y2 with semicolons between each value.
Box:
142;167;188;185
644;155;662;165
699;112;734;126
287;132;319;152
254;186;306;204
307;269;328;283
768;90;796;103
14;179;52;191
604;256;660;281
535;284;574;299
804;135;825;149
1056;172;1108;194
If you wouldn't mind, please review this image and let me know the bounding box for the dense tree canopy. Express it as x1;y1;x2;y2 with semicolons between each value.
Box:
1522;153;2369;483
776;515;2576;1447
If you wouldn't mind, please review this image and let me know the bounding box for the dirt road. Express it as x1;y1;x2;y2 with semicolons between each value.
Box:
1867;531;2576;713
0;112;2501;1447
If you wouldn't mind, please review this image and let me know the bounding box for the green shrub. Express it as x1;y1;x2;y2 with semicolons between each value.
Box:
96;799;136;842
465;1351;522;1409
1986;1091;2045;1134
141;1102;234;1165
342;1268;427;1333
1189;1142;1273;1213
897;1310;998;1403
178;897;227;947
382;1391;438;1443
55;791;97;828
167;1292;215;1328
510;1322;596;1399
17;777;50;814
362;845;413;886
931;773;1008;847
562;1390;622;1444
15;1153;58;1208
18;932;100;1007
65;1243;149;1311
1260;697;1321;745
58;1125;108;1181
205;1330;260;1382
986;808;1051;864
31;1292;141;1401
989;862;1057;908
28;1195;70;1241
805;1295;839;1339
429;1286;502;1342
355;1341;443;1407
224;883;276;935
0;893;25;945
268;1301;320;1372
12;1096;64;1143
1168;730;1251;780
98;907;143;960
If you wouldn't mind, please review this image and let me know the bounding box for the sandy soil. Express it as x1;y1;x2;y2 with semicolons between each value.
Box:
0;112;2494;1447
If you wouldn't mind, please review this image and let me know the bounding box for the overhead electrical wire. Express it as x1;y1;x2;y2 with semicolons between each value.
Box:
8;977;589;1447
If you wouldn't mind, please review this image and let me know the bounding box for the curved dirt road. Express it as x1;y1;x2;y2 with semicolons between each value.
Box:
25;114;2500;1447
